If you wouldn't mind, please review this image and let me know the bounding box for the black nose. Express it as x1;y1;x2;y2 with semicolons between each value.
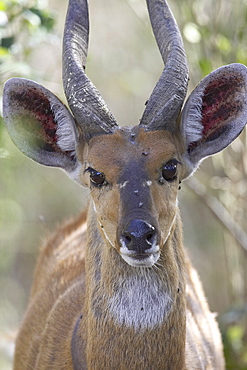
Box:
121;219;157;253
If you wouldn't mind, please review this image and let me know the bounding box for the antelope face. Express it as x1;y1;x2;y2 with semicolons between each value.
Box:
82;127;182;268
3;0;247;271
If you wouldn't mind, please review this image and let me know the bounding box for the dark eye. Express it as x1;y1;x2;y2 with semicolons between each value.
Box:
161;159;179;182
86;168;107;187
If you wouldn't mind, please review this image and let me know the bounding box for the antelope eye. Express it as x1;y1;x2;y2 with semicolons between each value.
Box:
86;168;107;187
161;159;179;182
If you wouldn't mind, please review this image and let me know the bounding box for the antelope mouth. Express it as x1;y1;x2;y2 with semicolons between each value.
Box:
120;250;160;268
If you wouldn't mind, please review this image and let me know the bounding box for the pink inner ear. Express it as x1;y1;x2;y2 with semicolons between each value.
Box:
13;86;58;147
201;73;245;140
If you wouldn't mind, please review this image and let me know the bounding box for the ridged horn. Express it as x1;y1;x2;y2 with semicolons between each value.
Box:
140;0;189;132
63;0;118;140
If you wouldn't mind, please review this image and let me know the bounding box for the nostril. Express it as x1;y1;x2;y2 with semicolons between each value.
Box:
123;234;132;245
146;231;155;244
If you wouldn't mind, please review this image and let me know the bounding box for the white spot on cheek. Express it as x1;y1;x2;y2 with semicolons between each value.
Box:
161;211;177;244
143;180;152;187
92;201;115;248
119;181;129;189
92;200;98;213
100;225;115;248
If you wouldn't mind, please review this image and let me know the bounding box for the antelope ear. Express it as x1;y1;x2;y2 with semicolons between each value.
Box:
3;78;81;180
180;63;247;177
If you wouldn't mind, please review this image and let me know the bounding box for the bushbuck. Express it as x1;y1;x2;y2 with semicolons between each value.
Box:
3;0;247;368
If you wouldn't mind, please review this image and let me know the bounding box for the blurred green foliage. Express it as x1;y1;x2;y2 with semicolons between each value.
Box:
224;325;247;369
0;2;58;369
1;0;247;369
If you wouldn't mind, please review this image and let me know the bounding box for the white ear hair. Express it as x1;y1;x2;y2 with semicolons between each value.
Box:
180;63;247;178
182;90;204;146
52;103;77;157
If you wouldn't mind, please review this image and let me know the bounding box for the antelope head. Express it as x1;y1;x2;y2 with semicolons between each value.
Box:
3;0;247;270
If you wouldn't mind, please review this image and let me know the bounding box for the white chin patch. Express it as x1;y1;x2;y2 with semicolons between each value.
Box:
121;251;160;268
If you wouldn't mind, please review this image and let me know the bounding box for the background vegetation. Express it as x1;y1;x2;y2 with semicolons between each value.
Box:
0;0;247;368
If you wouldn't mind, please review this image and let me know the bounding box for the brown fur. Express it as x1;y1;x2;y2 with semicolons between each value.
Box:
14;129;225;369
